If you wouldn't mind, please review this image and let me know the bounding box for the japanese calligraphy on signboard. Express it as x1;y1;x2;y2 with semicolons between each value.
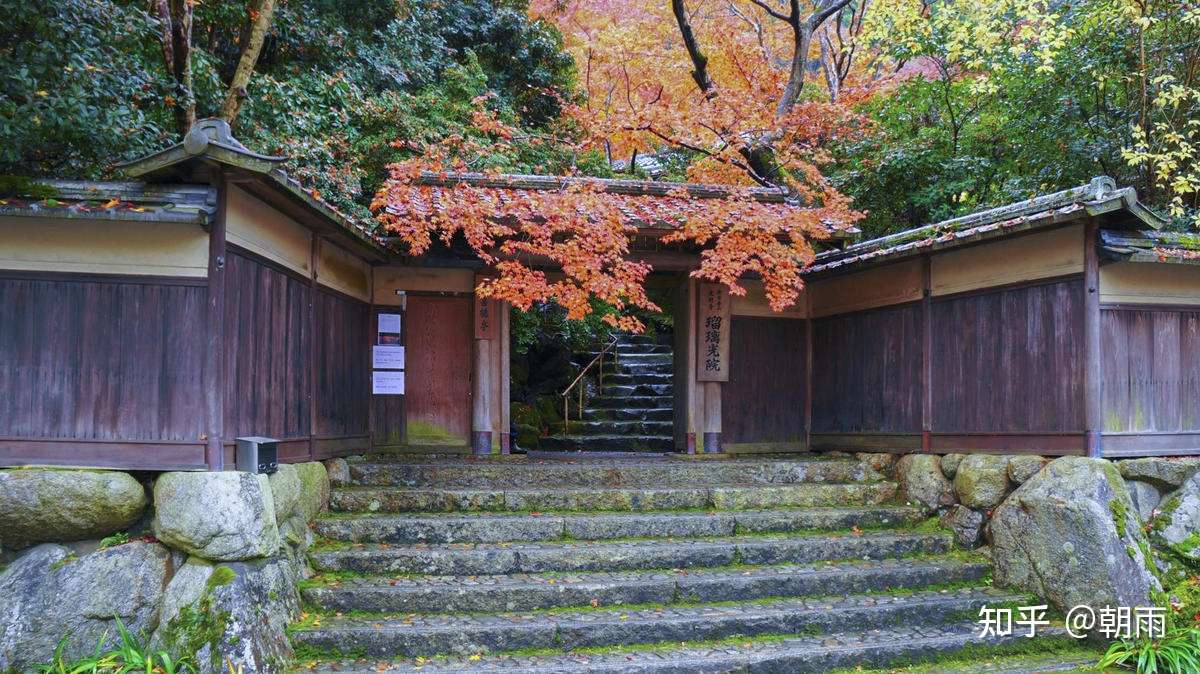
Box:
696;283;730;382
474;298;500;340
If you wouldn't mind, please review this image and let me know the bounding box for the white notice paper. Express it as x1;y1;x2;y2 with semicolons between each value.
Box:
372;370;405;395
378;313;402;335
372;345;406;369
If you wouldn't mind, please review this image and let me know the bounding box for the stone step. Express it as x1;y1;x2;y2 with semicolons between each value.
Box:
300;625;1071;674
537;435;675;453
602;383;673;397
567;420;674;436
608;353;672;366
311;530;953;576
291;587;1014;659
588;395;672;409
313;506;927;544
344;458;882;489
300;556;990;614
330;482;899;514
614;334;665;346
582;407;675;422
600;373;675;386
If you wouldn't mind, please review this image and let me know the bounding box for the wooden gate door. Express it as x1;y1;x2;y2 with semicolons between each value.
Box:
403;295;472;447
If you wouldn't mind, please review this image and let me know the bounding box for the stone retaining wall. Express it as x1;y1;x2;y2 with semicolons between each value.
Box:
0;461;332;674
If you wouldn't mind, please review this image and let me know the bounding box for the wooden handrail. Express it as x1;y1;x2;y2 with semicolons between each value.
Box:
562;333;620;431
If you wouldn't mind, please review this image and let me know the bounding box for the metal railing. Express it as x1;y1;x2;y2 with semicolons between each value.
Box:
562;333;620;431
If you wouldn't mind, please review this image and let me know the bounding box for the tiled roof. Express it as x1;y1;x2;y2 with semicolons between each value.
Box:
1100;229;1200;264
0;180;215;224
807;177;1165;274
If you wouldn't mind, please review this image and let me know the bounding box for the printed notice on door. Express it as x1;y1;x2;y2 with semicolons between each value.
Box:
372;370;405;395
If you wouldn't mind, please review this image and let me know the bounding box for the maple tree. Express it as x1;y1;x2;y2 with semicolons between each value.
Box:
376;1;870;328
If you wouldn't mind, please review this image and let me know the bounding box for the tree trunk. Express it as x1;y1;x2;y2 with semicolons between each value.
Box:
156;0;195;136
218;0;277;127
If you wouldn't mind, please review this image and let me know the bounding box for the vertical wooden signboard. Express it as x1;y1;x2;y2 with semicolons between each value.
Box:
697;283;731;382
474;298;500;340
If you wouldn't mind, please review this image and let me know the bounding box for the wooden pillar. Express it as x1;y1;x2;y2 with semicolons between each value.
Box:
1083;219;1103;457
703;381;722;453
366;267;376;453
921;255;933;453
697;283;730;454
682;278;699;454
203;170;228;471
803;286;813;451
308;236;319;461
472;295;498;455
499;303;511;454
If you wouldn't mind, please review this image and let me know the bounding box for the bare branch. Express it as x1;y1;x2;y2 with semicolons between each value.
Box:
747;0;791;22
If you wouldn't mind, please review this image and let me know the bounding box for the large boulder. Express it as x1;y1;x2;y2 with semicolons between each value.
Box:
153;472;280;561
940;505;986;548
896;454;956;513
1119;458;1200;491
991;456;1159;614
154;556;300;674
1007;456;1048;485
954;455;1013;509
293;461;330;522
0;541;174;671
1150;472;1200;565
1126;479;1164;523
268;465;302;525
0;469;146;548
940;454;966;480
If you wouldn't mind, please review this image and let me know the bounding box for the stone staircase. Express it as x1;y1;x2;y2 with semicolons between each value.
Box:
541;333;675;453
289;455;1089;673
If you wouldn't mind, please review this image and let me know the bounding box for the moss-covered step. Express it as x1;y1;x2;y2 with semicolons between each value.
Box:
328;482;899;514
309;531;953;576
313;506;927;544
290;587;1018;658
293;624;1081;673
345;458;885;489
299;555;990;614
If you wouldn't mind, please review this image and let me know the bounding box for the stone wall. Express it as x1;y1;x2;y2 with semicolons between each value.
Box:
887;450;1200;626
0;462;332;674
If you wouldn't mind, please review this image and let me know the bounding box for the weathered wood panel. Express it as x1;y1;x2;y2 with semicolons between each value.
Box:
371;306;407;447
314;288;369;439
1101;308;1200;433
723;317;806;444
0;274;205;444
1100;262;1200;306
809;259;923;318
811;303;923;433
931;279;1084;433
931;225;1084;296
0;216;209;277
403;296;472;445
222;249;311;440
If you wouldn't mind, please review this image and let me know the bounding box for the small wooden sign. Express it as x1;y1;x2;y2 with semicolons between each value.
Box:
697;283;731;382
474;298;500;340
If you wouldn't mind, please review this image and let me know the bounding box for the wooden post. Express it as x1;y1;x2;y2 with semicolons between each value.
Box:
472;338;492;454
203;170;228;471
308;235;319;461
682;278;699;454
499;302;511;454
1083;219;1103;457
697;283;730;453
921;255;933;453
804;286;813;451
366;268;376;453
472;295;498;455
703;381;722;453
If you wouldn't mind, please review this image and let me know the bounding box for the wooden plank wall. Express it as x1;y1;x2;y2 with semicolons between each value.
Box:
1101;308;1200;433
811;303;923;433
0;274;207;467
722;317;807;445
314;288;370;444
222;249;312;443
931;279;1084;433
